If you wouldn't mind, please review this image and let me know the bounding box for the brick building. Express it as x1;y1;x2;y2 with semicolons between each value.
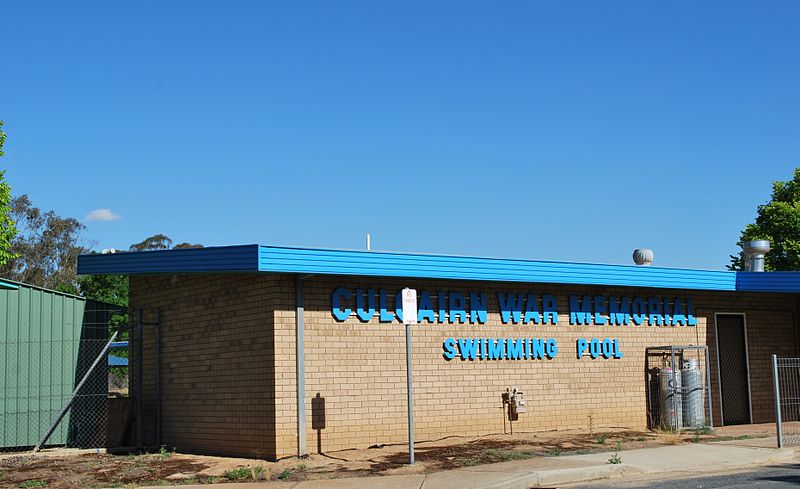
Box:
77;245;800;459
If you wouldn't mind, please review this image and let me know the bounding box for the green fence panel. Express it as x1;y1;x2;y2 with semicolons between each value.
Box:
0;281;88;448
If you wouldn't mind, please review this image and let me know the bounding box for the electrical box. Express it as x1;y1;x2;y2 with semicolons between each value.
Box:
503;386;526;421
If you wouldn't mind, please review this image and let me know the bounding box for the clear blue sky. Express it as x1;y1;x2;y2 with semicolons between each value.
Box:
2;1;799;269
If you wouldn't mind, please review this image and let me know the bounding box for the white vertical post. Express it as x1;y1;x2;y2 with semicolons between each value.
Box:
297;277;307;457
773;354;783;448
401;288;418;464
405;322;414;464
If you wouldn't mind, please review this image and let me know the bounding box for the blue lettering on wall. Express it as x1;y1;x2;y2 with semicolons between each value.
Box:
648;297;663;326
569;295;592;325
488;339;505;359
576;338;623;360
470;292;487;323
418;291;435;323
442;338;457;360
523;294;541;324
449;292;467;323
497;292;524;324
687;299;698;326
331;287;352;321
542;295;558;324
631;297;646;325
672;298;686;326
507;339;523;359
379;289;394;322
330;287;700;331
355;288;375;322
531;339;545;359
609;296;631;325
438;291;447;323
457;338;479;360
594;295;608;325
545;338;558;359
444;338;559;361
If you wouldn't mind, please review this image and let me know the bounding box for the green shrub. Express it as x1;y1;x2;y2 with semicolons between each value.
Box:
482;448;533;462
19;481;48;489
224;467;252;480
157;445;174;460
608;442;623;464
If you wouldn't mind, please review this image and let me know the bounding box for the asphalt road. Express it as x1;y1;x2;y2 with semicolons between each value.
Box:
573;463;800;488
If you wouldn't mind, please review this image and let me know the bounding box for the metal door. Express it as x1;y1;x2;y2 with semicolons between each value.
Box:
716;314;751;425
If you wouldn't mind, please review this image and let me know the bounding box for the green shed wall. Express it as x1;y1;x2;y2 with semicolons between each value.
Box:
0;283;86;448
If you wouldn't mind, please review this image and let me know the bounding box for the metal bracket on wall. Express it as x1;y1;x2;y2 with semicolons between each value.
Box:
135;308;162;449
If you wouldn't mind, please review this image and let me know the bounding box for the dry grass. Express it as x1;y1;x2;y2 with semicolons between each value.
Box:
657;431;684;445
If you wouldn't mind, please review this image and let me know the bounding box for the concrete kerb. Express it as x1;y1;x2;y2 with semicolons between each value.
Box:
447;445;796;489
468;464;637;489
131;444;797;489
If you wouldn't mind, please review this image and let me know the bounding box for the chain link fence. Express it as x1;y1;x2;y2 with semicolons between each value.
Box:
0;301;127;453
772;355;800;447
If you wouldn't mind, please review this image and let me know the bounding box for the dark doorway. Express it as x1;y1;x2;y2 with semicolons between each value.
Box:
716;314;751;425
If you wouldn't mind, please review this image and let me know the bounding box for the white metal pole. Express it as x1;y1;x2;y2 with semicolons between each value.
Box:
406;321;415;464
772;354;783;448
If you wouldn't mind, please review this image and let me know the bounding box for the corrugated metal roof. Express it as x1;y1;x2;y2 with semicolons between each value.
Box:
0;280;19;289
0;277;84;299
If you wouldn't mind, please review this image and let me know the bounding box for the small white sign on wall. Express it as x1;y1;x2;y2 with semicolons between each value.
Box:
401;288;418;325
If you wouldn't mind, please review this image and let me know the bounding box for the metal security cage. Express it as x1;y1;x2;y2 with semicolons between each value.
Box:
646;346;713;431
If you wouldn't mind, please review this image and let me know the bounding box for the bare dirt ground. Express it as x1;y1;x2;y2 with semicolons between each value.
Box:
0;428;765;488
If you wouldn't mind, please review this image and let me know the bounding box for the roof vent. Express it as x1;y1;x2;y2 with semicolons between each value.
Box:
742;240;770;272
633;249;654;266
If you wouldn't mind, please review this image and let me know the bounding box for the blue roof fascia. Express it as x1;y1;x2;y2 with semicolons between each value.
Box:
77;244;260;275
735;272;800;292
258;246;737;291
77;244;800;293
0;280;20;289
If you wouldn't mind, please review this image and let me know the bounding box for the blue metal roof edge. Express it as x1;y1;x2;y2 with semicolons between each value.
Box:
76;243;800;293
735;272;800;292
258;245;737;291
77;244;260;275
0;279;20;290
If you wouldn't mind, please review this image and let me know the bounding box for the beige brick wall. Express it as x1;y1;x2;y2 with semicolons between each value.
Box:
284;276;799;457
130;274;799;460
130;274;280;458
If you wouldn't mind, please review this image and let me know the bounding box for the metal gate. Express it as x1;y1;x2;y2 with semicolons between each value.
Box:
771;355;800;447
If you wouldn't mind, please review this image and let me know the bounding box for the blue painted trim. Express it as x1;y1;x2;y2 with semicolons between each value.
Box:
110;341;129;349
76;244;800;293
0;280;19;289
77;245;260;275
